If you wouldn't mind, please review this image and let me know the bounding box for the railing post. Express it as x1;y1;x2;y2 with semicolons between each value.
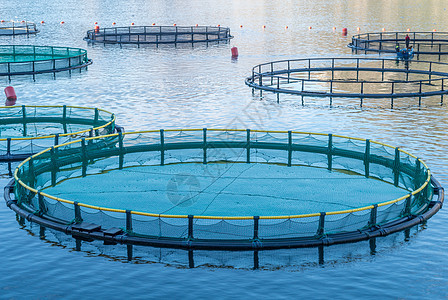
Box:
368;204;378;227
118;131;124;169
81;138;87;177
203;128;207;164
403;194;412;216
364;139;370;177
160;129;164;166
287;131;292;167
327;134;333;171
74;202;82;223
126;210;133;233
253;216;259;240
393;147;400;187
246;129;251;163
316;212;326;236
37;192;47;215
188;215;194;239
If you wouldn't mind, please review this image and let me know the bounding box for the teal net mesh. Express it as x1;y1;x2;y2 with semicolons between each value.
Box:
0;105;115;159
14;129;434;242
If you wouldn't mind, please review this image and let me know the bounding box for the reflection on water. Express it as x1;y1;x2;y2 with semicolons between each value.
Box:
19;214;421;270
1;0;448;298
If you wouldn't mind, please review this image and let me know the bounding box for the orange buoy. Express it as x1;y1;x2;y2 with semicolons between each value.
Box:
0;20;4;23
382;28;386;32
231;47;238;58
285;26;288;29
60;21;65;24
195;24;198;27
433;29;437;32
152;23;156;26
40;21;45;24
94;22;98;25
308;26;312;30
217;24;220;27
21;20;25;23
112;22;116;25
4;86;17;101
262;25;266;29
357;27;360;31
407;28;410;32
342;28;348;35
332;27;336;30
94;25;100;33
131;22;135;26
240;25;243;28
173;23;176;26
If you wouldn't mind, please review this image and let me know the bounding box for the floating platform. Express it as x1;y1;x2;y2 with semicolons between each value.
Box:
245;58;448;108
84;25;233;45
0;105;116;175
349;31;448;57
6;129;444;250
0;21;39;36
0;45;92;79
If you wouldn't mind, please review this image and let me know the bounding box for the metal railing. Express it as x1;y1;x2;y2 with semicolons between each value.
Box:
84;25;233;45
349;31;448;56
0;45;92;79
246;58;448;107
0;21;39;36
9;129;442;249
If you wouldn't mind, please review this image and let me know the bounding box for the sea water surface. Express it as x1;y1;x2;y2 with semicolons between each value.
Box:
1;1;448;299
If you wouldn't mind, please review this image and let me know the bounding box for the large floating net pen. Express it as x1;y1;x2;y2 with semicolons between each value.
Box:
84;25;233;46
245;58;448;108
0;21;39;36
0;45;92;79
0;105;116;175
5;129;444;250
349;32;448;57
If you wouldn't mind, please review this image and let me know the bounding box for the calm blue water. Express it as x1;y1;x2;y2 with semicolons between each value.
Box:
1;1;448;298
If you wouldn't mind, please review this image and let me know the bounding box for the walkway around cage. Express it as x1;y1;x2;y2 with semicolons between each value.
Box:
349;32;448;57
84;25;233;46
0;105;117;176
245;58;448;107
0;45;92;79
0;21;39;36
6;129;444;250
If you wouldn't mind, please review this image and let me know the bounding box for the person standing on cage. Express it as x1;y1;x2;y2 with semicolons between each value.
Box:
405;34;410;49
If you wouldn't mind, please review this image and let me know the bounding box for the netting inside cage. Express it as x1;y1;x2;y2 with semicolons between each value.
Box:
0;45;91;76
14;129;434;244
0;105;115;160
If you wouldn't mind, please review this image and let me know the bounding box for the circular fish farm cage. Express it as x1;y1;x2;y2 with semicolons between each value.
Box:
84;25;233;45
0;105;116;175
349;32;448;57
0;45;92;79
245;58;448;107
5;129;444;250
0;21;39;36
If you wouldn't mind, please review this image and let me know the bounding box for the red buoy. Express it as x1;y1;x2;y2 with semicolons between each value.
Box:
231;47;238;58
94;25;100;33
4;86;17;101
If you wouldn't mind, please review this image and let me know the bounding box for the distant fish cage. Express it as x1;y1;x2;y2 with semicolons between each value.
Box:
245;58;448;108
84;25;233;46
349;32;448;57
0;45;92;79
0;21;39;36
